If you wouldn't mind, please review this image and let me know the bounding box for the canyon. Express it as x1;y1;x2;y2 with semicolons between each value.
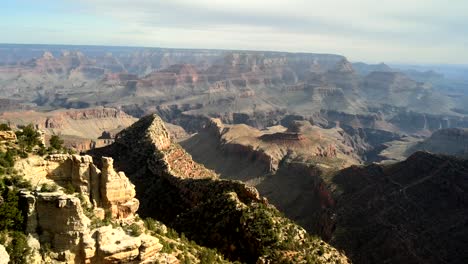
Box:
0;44;467;263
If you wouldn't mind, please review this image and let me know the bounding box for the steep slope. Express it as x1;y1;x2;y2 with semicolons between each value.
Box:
409;128;468;158
180;118;362;237
330;152;468;264
90;114;350;263
0;130;231;263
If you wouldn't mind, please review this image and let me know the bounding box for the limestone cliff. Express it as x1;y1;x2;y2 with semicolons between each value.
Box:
16;154;164;263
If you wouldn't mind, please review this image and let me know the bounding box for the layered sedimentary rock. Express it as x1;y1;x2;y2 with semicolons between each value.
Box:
188;118;359;175
17;154;164;263
17;154;138;221
100;157;139;219
90;114;349;263
0;131;16;142
0;107;137;151
93;226;162;263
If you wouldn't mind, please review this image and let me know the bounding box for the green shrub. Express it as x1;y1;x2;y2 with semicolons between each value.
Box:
40;183;58;192
127;223;142;237
0;123;11;131
144;217;169;235
160;239;173;253
49;135;64;150
37;144;47;156
64;182;75;194
5;231;31;264
15;124;41;153
0;149;16;168
198;248;219;264
0;188;23;231
3;175;32;190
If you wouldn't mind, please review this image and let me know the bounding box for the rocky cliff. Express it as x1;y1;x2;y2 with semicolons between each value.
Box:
329;152;468;264
90;114;350;263
180;118;362;237
0;107;137;151
2;45;467;137
15;154;166;263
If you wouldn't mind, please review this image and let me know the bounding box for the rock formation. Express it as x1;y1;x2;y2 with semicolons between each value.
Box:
329;151;468;264
0;131;16;142
410;128;468;158
0;107;137;151
17;154;139;221
14;153;165;263
90;114;350;263
0;244;9;264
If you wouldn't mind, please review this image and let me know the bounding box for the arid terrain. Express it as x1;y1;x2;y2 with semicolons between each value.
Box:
1;44;467;263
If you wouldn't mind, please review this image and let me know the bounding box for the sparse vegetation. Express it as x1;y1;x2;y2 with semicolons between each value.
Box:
0;149;32;264
15;124;41;154
0;230;32;264
0;123;11;131
127;223;142;237
64;182;75;194
40;183;58;192
49;135;64;151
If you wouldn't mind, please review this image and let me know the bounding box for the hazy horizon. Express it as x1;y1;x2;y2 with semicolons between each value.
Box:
2;0;467;64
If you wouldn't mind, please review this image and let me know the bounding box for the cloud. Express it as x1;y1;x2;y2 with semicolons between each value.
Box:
8;0;468;63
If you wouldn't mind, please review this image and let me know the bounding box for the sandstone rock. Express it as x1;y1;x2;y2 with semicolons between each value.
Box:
82;232;97;262
95;226;141;263
0;245;9;264
34;192;90;251
17;153;139;221
139;234;163;260
101;157;139;220
17;154;160;263
0;130;16;142
143;253;179;264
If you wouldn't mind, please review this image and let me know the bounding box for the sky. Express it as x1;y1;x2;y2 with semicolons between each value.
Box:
1;0;467;64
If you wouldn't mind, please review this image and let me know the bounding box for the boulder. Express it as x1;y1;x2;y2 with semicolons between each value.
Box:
0;131;16;142
95;226;141;263
0;245;9;264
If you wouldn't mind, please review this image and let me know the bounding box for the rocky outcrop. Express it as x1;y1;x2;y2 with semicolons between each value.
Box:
100;157;139;220
0;130;16;142
17;154;138;221
20;190;164;263
89;114;349;263
93;226;162;263
16;153;165;263
21;192;90;254
189;118;356;174
0;244;9;264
